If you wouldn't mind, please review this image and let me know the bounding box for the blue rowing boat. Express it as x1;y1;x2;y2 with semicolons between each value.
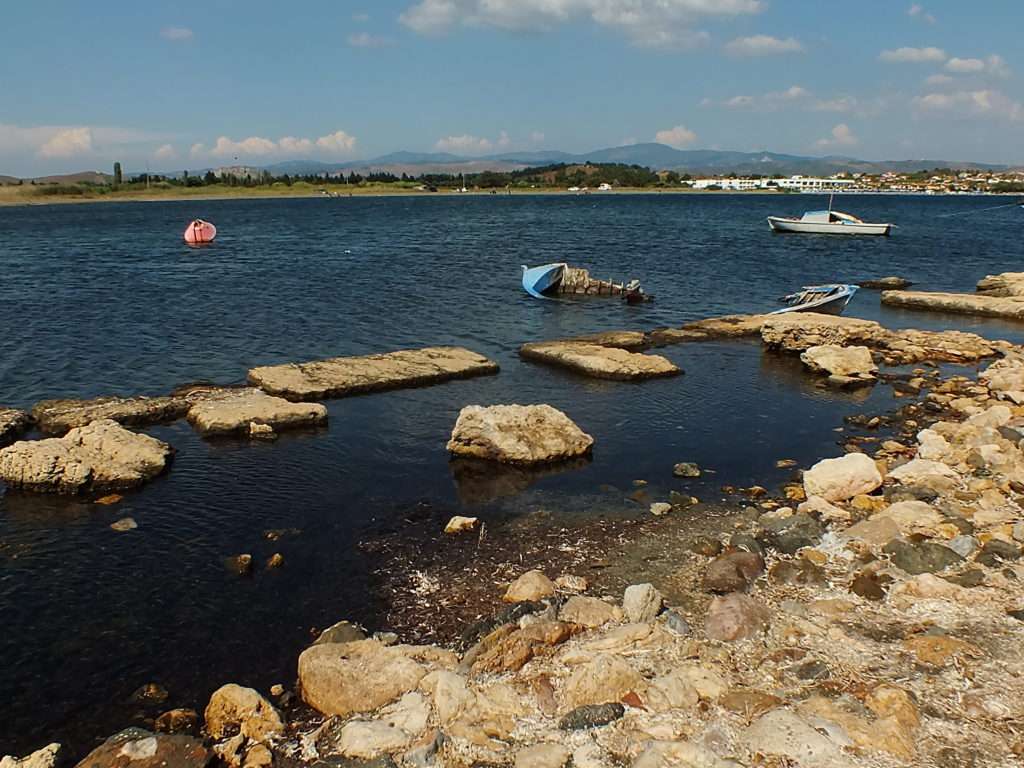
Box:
521;262;567;299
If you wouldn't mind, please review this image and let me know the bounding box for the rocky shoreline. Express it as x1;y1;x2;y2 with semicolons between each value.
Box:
7;312;1024;767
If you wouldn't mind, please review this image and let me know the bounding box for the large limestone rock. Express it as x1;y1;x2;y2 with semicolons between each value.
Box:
503;570;555;602
888;459;958;488
73;728;210;768
742;710;848;768
446;404;594;465
519;342;680;381
204;684;283;742
336;693;431;759
186;388;327;436
976;272;1024;297
1;744;60;768
761;313;882;353
563;654;646;710
248;346;498;401
0;420;172;494
882;289;1024;320
297;639;427;717
0;408;31;447
803;453;882;502
31;395;191;436
981;357;1024;402
559;596;623;628
800;345;877;383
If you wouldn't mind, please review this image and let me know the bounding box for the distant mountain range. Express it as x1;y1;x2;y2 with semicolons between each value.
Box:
260;142;1014;177
3;143;1015;185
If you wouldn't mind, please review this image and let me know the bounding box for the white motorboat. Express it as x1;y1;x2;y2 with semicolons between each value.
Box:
771;284;858;315
768;196;892;235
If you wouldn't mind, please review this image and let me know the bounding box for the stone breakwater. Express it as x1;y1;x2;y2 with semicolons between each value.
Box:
9;349;1024;767
881;271;1024;321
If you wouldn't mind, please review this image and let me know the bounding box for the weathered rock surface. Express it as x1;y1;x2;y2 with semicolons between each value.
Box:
742;709;848;767
204;684;283;742
883;288;1024;320
297;639;428;717
705;593;770;642
762;313;881;352
0;419;172;494
563;654;645;709
800;344;877;384
74;728;210;768
1;744;60;768
31;395;192;436
443;515;479;535
446;404;593;465
248;347;498;401
519;341;680;381
859;276;913;290
558;596;622;628
673;314;768;340
0;408;31;447
976;271;1024;297
622;583;662;623
803;452;882;502
186;389;327;436
503;570;555;603
703;552;764;593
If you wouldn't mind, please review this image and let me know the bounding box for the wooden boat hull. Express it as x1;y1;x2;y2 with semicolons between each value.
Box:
767;217;891;236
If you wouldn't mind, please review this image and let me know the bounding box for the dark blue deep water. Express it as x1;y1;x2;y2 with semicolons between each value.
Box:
1;193;1022;755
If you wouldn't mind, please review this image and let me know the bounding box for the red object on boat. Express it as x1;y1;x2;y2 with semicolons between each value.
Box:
184;219;217;244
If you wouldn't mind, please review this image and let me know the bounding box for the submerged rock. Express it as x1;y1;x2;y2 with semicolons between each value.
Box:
859;276;913;290
248;346;499;401
672;461;701;478
519;341;680;381
0;419;172;494
446;404;594;465
187;388;327;436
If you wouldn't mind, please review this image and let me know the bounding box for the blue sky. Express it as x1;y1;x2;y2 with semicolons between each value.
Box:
1;0;1022;175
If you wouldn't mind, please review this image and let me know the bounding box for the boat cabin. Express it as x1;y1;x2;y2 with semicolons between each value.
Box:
800;210;864;224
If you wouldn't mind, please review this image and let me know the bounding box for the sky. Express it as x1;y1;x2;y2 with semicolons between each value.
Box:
1;0;1022;176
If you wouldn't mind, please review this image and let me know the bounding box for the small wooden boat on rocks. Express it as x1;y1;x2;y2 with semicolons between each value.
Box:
771;284;858;315
521;263;650;302
184;219;217;244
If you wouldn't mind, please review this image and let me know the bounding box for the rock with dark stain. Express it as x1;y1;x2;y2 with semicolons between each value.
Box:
758;513;823;554
884;539;964;574
559;702;625;730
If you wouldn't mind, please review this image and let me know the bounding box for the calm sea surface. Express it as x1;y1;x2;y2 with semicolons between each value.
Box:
1;193;1022;754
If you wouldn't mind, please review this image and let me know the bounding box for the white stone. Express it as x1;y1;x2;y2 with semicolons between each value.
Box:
742;709;847;768
803;453;882;502
0;744;61;768
446;404;594;465
504;570;555;602
623;583;662;623
514;744;571;768
650;502;672;516
888;459;958;485
800;345;877;378
444;516;479;534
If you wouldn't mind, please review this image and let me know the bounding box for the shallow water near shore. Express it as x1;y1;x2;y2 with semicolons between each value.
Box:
1;193;1023;755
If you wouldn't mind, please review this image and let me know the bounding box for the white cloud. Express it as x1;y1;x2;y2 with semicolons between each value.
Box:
530;131;546;143
654;124;698;148
191;130;357;159
767;85;808;101
39;127;93;158
724;34;803;57
154;144;177;161
347;32;394;48
812;96;858;113
713;86;806;110
497;130;511;148
435;134;494;154
879;46;946;63
913;89;1023;121
399;0;761;49
946;57;984;74
316;131;358;153
815;123;859;149
724;95;754;109
907;4;936;24
925;73;954;86
986;54;1011;78
160;26;193;41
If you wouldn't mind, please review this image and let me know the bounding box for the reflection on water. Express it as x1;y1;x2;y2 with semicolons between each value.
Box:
450;457;592;505
1;194;1023;755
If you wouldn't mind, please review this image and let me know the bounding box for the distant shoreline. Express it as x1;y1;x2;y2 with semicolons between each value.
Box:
1;185;1019;208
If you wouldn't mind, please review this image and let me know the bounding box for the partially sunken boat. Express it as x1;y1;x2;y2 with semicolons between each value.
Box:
521;263;649;302
771;284;858;315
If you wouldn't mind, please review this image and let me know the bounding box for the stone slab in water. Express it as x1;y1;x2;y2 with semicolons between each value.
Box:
247;346;499;401
520;341;680;381
882;290;1024;320
186;388;328;436
447;403;594;465
0;419;172;494
31;395;192;436
0;408;31;446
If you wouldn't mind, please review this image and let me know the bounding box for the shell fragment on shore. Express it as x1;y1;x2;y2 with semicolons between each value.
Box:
248;346;499;401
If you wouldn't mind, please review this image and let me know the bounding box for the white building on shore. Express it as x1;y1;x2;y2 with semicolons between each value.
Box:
690;175;856;191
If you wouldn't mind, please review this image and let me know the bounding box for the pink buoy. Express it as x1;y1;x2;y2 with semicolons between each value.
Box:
184;219;217;244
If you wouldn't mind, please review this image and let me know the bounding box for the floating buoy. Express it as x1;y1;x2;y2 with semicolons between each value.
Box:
184;219;217;244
